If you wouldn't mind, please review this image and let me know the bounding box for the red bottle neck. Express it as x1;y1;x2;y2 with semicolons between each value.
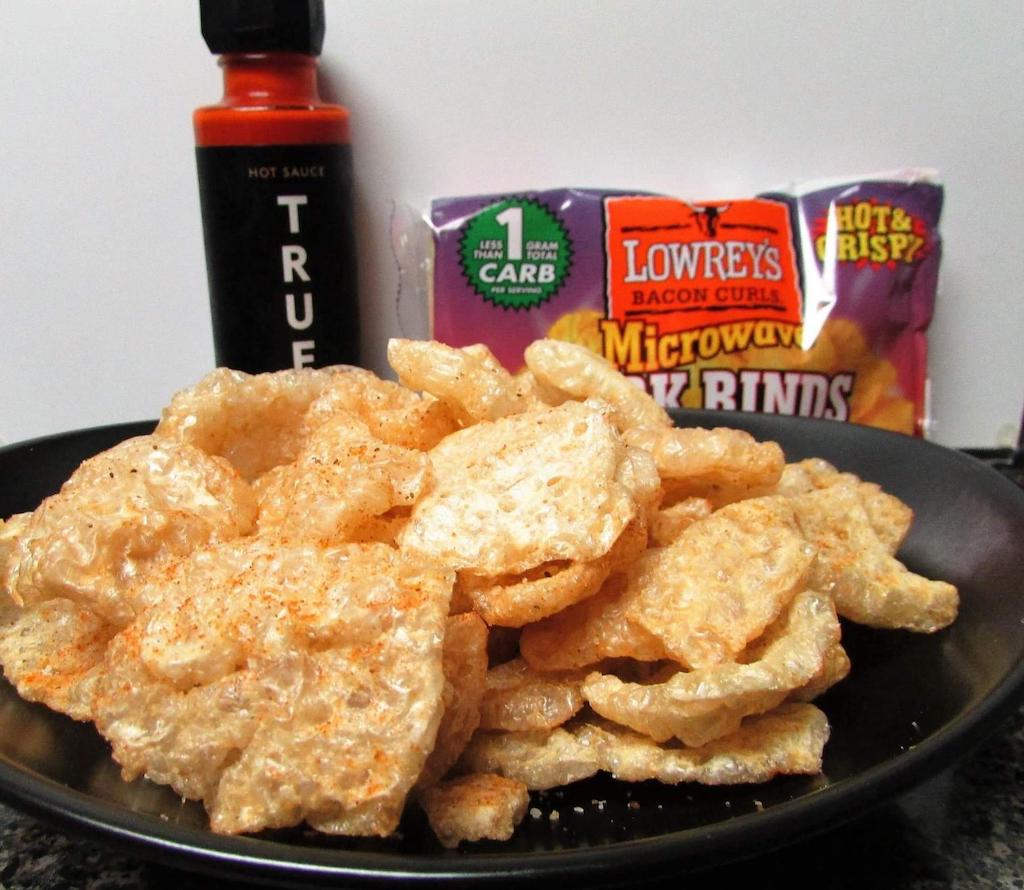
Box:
194;52;350;146
218;53;323;108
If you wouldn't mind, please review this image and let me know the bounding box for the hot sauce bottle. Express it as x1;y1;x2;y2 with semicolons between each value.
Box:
195;0;359;373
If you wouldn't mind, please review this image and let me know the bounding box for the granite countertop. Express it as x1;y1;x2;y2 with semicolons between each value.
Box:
1;705;1021;890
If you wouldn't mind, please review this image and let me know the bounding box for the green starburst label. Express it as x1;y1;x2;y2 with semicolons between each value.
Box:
459;198;572;309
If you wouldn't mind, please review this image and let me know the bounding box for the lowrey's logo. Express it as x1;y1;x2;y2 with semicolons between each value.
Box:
602;197;803;372
812;199;929;268
687;201;730;237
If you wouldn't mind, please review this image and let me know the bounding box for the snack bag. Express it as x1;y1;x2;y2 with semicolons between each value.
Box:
423;172;942;435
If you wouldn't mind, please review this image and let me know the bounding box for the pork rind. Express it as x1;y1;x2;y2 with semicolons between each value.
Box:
456;559;612;628
388;339;530;426
626;497;815;668
457;726;601;791
511;368;569;410
648;497;712;547
92;540;453;836
791;486;958;632
518;576;670;672
459;703;829;790
775;459;912;554
524;339;671;432
791;642;851;703
155;366;338;480
304;367;458;452
623;425;784;506
255;410;430;545
419;773;530;848
0;598;112;720
399;400;649;576
582;590;840;746
0;513;30;593
456;515;650;628
0;436;256;627
418;612;489;790
575;703;829;785
345;510;411;547
478;658;584;732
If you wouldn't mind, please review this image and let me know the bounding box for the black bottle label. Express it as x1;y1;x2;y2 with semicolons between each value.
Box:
195;143;359;373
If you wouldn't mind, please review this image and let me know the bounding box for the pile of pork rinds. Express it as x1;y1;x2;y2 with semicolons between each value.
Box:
0;338;958;848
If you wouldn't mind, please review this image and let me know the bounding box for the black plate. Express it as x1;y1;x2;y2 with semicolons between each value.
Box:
1;413;1023;887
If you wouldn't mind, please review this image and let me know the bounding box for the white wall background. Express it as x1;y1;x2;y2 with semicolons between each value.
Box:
1;0;1022;448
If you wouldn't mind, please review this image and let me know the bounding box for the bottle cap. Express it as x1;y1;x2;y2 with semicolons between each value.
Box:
199;0;326;55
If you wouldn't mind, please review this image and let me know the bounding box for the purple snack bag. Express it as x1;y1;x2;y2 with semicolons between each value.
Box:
425;172;942;436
